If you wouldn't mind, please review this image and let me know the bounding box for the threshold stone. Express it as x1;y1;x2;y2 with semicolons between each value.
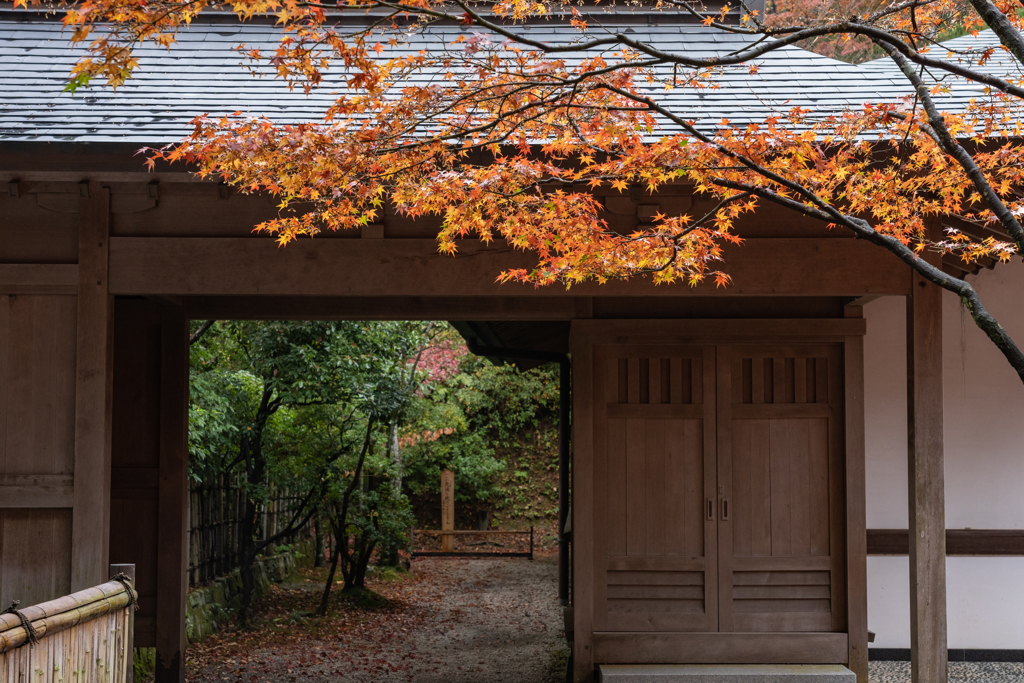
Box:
599;664;856;683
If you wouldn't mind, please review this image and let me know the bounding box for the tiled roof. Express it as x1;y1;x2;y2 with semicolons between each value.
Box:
0;12;997;143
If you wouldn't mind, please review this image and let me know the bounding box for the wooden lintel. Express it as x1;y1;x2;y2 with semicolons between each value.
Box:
183;295;579;321
108;237;911;298
907;238;948;683
0;264;78;294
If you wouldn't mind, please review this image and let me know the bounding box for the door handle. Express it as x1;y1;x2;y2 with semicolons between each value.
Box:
706;497;714;521
720;497;730;521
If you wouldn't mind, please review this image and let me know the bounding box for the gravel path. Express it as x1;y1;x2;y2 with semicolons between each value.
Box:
188;556;566;683
870;662;1024;682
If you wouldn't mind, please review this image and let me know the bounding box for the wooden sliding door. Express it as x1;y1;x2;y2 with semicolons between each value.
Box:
593;345;718;632
716;345;846;633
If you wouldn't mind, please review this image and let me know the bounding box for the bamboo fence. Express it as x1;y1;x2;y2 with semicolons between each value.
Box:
0;578;136;683
188;473;312;585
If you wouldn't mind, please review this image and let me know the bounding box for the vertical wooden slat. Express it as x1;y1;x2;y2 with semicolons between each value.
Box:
570;327;595;683
605;418;627;557
907;268;946;683
815;357;828;404
625;419;646;556
773;358;786;405
72;186;113;591
645;420;667;555
751;357;764;404
808;418;831;557
155;306;188;683
715;347;733;632
731;420;752;557
702;346;718;631
749;421;772;557
769;420;792;557
794;358;807;404
789;419;811;556
627;359;640;404
692;357;703;405
648;359;662;406
670;358;683;404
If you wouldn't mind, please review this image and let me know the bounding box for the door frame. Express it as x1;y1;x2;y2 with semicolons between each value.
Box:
570;318;867;676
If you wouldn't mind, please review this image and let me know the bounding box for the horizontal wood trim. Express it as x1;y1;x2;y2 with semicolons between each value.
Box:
731;403;832;419
0;483;74;508
184;295;582;321
607;556;706;572
0;475;74;507
0;264;78;294
575;319;866;344
606;404;705;419
732;556;832;571
867;529;1024;556
592;632;849;664
732;613;835;632
108;238;909;298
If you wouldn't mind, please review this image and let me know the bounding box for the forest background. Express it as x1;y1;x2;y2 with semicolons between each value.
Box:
186;319;560;623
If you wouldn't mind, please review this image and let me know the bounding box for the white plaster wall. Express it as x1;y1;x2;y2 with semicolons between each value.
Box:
863;260;1024;649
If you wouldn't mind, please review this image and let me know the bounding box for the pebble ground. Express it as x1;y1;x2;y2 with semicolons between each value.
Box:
870;661;1024;682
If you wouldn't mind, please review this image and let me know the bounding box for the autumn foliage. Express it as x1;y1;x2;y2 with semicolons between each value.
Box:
11;0;1024;378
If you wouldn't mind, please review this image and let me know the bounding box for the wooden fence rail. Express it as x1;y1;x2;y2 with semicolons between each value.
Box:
0;568;137;683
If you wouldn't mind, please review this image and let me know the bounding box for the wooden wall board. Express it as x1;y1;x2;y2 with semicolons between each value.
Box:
0;194;79;264
107;237;910;298
592;632;850;664
0;508;72;609
573;319;866;344
71;186;114;591
0;294;77;478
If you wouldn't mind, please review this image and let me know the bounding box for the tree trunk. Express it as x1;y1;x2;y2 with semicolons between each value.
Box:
314;514;326;567
317;534;341;616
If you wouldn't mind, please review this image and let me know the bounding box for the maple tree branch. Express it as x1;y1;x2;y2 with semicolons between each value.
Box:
716;178;1024;384
876;40;1024;254
965;0;1024;65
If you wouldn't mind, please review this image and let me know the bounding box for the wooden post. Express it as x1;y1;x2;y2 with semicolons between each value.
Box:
844;305;869;683
155;306;189;683
907;258;947;683
110;563;136;683
570;327;594;683
441;470;455;553
72;184;114;591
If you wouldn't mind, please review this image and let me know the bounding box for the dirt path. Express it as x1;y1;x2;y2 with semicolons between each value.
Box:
187;556;567;683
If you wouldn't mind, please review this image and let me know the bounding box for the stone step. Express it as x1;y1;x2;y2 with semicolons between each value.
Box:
599;664;857;683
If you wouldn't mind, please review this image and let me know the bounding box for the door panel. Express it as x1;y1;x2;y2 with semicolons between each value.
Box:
718;345;845;633
594;345;718;632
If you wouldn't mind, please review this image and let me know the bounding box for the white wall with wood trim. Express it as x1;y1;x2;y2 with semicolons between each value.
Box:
863;260;1024;650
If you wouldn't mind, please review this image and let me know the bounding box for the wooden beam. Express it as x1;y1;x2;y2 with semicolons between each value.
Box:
868;529;1024;556
155;305;189;683
907;248;947;683
0;484;74;508
845;333;869;683
183;295;580;320
0;264;78;294
108;237;911;298
71;185;114;591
